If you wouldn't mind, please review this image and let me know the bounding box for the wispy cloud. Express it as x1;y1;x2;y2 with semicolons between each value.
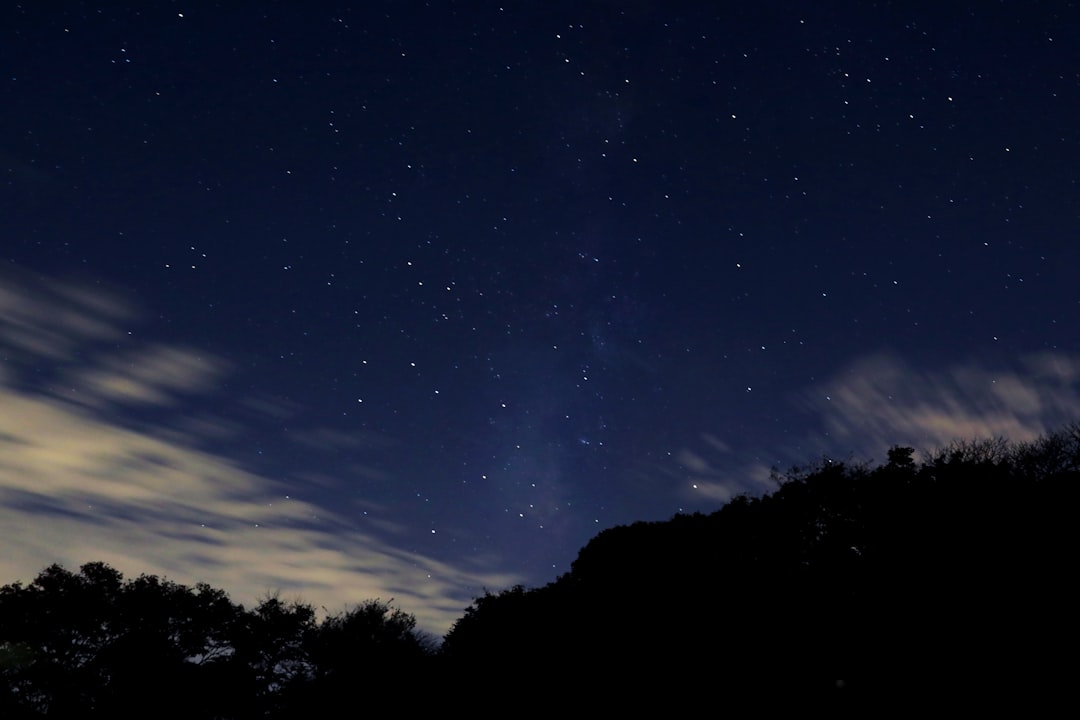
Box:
0;270;517;633
0;273;132;362
804;352;1080;453
680;351;1080;503
71;345;226;408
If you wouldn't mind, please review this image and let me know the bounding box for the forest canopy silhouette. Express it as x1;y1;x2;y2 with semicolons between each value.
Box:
3;425;1077;713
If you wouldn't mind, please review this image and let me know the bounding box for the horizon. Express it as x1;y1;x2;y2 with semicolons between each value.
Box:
1;1;1076;635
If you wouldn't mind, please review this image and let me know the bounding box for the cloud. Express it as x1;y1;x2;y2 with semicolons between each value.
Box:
71;345;226;408
0;272;133;362
681;351;1080;503
804;352;1080;454
0;270;517;633
672;442;775;504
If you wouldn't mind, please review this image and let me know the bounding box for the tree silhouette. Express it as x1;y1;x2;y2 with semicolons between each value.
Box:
273;599;434;712
229;593;317;713
0;564;438;717
4;425;1078;710
439;425;1080;702
0;563;246;717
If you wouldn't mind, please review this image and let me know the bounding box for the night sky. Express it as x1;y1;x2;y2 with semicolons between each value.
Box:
2;1;1077;633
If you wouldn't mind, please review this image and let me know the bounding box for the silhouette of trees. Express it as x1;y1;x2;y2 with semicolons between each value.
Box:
314;601;427;686
0;564;434;717
227;593;317;716
441;585;560;661
440;424;1080;701
0;562;246;717
3;424;1078;710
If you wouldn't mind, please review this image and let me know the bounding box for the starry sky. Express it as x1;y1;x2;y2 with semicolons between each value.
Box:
2;1;1077;633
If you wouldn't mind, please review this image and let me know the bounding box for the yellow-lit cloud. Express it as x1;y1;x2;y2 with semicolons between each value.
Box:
0;274;132;360
681;351;1080;502
806;353;1080;452
71;345;226;407
0;270;518;634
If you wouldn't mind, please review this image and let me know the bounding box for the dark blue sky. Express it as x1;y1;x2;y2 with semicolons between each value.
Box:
2;1;1077;632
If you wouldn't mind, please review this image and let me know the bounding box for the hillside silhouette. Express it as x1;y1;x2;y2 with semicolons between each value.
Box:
442;429;1078;702
3;426;1077;713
